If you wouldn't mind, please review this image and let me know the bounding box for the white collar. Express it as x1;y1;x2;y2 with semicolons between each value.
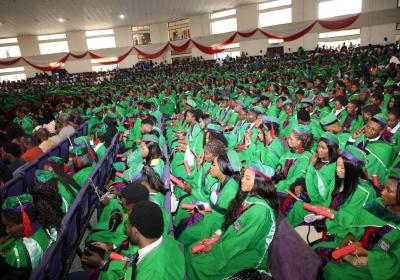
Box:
391;122;400;133
367;135;381;142
267;103;271;109
334;107;345;116
138;236;163;263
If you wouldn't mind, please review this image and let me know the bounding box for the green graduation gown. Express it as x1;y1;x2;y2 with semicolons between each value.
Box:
312;180;376;249
124;235;185;280
348;136;395;184
322;200;400;280
179;177;239;247
276;151;312;192
185;196;276;279
0;226;51;269
285;161;337;227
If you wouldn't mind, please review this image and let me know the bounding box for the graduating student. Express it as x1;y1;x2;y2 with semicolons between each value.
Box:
322;172;400;280
42;156;82;213
280;132;339;227
170;108;202;179
173;137;227;228
250;116;285;169
348;113;395;185
276;124;314;192
178;150;241;247
383;108;400;153
279;99;297;137
312;146;376;262
140;134;165;178
85;182;150;246
124;201;185;279
186;161;279;279
0;194;55;279
342;100;363;134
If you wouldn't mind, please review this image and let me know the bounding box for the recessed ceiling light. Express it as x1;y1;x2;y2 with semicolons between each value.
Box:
119;14;125;19
58;18;65;23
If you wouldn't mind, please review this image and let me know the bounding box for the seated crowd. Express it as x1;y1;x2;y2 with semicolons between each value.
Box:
0;43;399;280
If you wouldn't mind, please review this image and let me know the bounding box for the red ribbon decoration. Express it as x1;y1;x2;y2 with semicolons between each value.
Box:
0;14;359;70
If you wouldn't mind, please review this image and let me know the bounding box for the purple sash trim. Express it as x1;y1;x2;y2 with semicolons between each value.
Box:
330;192;345;211
363;225;394;250
3;203;34;213
342;150;364;165
143;139;158;144
320;137;339;149
371;117;386;127
111;182;127;191
187;212;204;227
248;166;271;181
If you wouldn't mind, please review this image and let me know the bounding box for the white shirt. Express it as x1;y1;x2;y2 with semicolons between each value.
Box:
334;107;345;116
137;236;163;263
391;122;400;134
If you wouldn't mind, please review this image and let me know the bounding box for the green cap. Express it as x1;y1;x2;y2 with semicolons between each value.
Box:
341;146;366;166
292;124;312;136
122;162;144;182
282;99;293;107
74;136;91;146
371;113;387;127
227;150;242;172
263;116;280;125
71;146;88;156
92;107;102;114
48;156;64;164
186;99;197;108
247;161;275;181
301;98;313;105
384;78;396;87
320;113;338;127
207;123;223;132
142;134;159;144
93;124;108;135
320;132;339;147
319;92;329;98
34;170;58;183
2;194;33;211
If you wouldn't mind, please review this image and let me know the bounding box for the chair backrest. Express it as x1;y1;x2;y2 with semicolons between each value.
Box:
268;214;321;280
0;173;25;199
22;160;39;186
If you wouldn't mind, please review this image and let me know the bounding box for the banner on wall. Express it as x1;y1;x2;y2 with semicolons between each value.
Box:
0;14;359;71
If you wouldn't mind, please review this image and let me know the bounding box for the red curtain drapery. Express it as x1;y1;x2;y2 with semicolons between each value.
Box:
0;57;23;66
318;14;359;30
258;21;318;41
0;14;360;70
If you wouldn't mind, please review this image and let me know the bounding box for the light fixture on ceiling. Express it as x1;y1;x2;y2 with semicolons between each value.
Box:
119;14;125;19
58;18;65;23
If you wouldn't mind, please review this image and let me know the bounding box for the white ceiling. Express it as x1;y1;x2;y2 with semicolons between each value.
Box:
0;0;261;38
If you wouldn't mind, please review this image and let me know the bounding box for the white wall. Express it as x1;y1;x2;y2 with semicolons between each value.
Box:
1;0;399;77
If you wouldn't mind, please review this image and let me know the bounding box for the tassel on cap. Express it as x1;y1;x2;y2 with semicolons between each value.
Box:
298;140;303;154
17;198;33;237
